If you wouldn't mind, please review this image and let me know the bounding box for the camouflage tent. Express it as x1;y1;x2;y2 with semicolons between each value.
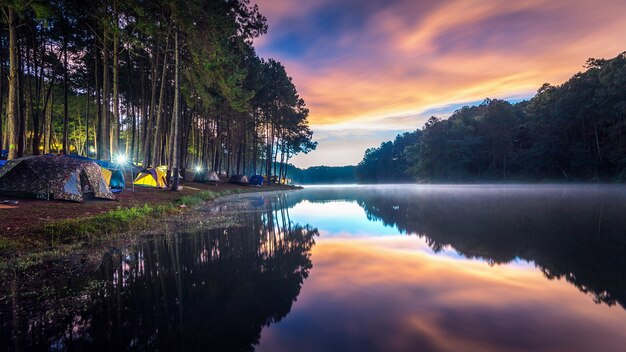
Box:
0;155;115;202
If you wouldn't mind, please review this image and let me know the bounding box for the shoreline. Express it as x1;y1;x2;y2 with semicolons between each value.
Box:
0;183;301;281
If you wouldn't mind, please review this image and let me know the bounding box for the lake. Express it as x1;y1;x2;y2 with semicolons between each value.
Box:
2;185;626;351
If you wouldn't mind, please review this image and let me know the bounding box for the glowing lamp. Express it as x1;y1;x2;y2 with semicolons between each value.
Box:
115;154;128;165
195;165;202;172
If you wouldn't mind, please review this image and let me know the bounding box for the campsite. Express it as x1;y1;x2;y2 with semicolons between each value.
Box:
0;155;298;236
4;0;626;351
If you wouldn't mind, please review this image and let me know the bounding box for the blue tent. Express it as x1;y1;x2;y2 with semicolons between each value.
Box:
109;169;125;191
0;160;7;168
0;150;7;159
249;174;264;186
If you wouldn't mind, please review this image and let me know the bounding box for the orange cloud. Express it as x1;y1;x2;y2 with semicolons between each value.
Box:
254;0;626;166
257;0;626;128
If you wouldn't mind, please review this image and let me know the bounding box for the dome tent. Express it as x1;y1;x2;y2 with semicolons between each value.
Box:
249;175;264;186
0;155;115;202
194;170;220;183
134;167;167;188
228;175;249;185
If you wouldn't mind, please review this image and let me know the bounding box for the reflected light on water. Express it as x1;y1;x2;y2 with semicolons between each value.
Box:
290;200;400;237
258;236;626;352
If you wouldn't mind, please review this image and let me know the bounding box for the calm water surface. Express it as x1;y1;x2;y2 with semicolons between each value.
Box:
2;185;626;351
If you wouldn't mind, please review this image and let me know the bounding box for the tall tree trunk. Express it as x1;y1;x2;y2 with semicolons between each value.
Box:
24;66;33;155
152;32;169;167
62;34;69;154
112;11;120;158
44;90;52;154
171;28;180;191
17;42;25;157
126;49;135;159
139;56;147;162
26;35;39;155
143;49;159;166
252;111;258;174
102;26;111;160
0;26;4;151
5;8;19;160
86;74;90;155
96;51;103;159
38;41;56;152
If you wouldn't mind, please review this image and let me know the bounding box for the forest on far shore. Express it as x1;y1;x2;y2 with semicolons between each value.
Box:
356;52;626;183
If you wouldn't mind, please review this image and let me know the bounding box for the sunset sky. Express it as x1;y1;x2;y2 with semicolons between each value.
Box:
253;0;626;168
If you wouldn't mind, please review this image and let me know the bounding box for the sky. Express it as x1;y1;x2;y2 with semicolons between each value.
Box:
252;0;626;168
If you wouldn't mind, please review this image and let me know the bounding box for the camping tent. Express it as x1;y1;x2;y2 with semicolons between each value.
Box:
228;175;249;185
134;167;167;188
194;170;220;183
108;169;125;190
0;155;115;202
249;175;264;186
66;154;126;191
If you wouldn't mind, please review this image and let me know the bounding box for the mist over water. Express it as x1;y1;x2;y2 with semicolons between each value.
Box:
3;185;626;351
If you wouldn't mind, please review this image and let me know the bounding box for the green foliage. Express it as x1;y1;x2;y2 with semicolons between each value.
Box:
0;238;18;252
356;130;422;183
177;190;219;206
44;204;177;244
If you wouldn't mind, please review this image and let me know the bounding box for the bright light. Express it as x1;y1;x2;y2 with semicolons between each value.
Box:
115;154;128;165
89;146;95;153
195;165;202;172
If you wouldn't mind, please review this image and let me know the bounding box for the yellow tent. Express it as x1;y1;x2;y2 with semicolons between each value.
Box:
133;167;167;188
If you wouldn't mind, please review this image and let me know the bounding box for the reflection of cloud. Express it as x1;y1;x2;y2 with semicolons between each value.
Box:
254;0;626;166
257;237;626;352
289;200;400;236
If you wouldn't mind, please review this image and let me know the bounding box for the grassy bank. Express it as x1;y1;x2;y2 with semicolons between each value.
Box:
0;185;297;273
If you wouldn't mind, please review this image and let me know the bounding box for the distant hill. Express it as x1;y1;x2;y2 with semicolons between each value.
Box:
285;165;357;184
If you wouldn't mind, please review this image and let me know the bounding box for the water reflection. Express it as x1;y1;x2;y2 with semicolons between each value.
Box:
3;185;626;352
284;185;626;309
1;196;317;351
259;236;626;352
256;185;626;352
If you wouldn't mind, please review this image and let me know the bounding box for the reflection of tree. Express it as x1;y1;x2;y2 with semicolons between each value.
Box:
2;196;318;351
349;186;626;310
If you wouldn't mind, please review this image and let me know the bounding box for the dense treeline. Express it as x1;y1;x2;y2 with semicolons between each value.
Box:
355;131;421;183
0;0;315;189
357;52;626;183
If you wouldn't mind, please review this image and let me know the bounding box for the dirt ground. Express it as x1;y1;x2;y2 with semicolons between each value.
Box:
0;181;297;236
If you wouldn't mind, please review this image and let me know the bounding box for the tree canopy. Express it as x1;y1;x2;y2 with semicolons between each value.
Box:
0;0;315;187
